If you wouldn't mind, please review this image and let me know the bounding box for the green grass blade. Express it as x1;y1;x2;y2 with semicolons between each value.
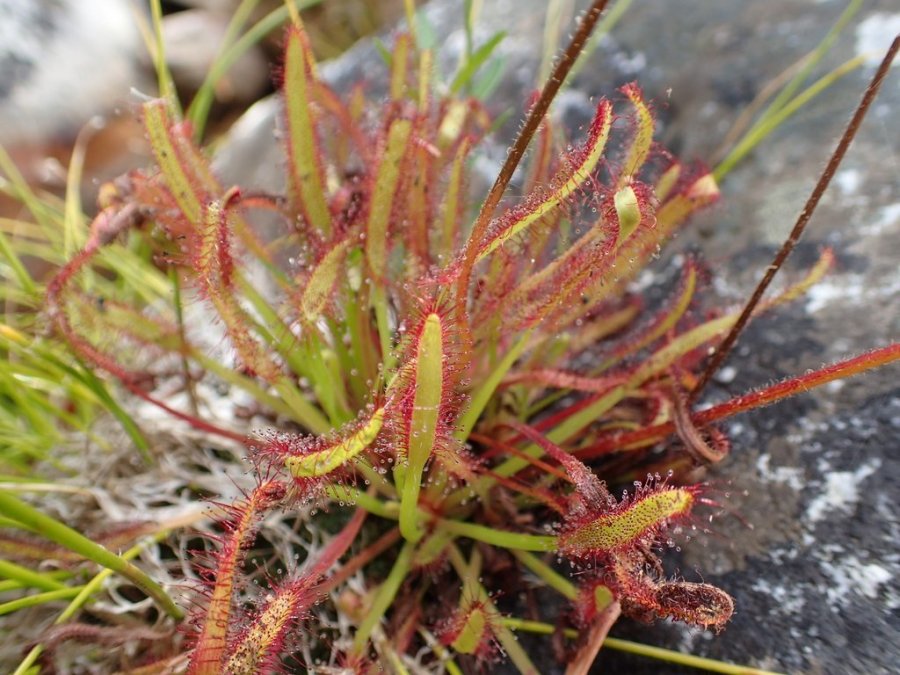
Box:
0;492;181;619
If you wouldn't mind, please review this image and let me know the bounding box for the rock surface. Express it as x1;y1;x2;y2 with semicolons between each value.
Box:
216;1;899;673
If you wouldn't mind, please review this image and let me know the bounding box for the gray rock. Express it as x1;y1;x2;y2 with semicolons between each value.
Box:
161;9;270;103
216;1;899;673
0;0;145;147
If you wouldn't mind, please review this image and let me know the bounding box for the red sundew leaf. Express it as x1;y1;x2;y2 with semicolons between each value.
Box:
497;219;620;333
652;580;734;632
596;259;699;369
572;579;617;627
221;509;367;674
143;101;211;229
522;106;557;199
315;82;373;169
468;100;613;264
600;531;732;633
505;421;610;509
672;391;729;464
575;343;900;461
46;208;149;384
188;481;287;675
144;101;283;383
569;167;719;323
439;592;503;662
365;117;414;282
616;82;655;186
404;137;439;272
437;136;473;254
500;370;625;393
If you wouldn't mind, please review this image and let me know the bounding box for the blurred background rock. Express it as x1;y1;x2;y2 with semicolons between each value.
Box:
0;0;414;204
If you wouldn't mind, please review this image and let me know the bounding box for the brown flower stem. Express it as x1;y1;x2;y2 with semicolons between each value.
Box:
455;0;611;308
564;600;623;675
691;35;899;402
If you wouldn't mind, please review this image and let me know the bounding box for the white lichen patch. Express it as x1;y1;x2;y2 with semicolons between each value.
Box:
820;554;893;606
855;13;900;67
861;201;900;237
833;167;862;195
805;458;881;523
756;453;805;491
751;578;807;614
804;272;900;313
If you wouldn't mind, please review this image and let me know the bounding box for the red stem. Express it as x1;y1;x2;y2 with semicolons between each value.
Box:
576;344;899;460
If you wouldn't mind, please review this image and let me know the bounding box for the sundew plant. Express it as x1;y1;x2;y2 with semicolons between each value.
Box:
1;0;898;673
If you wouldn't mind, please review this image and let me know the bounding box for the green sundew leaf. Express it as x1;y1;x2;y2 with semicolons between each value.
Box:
366;118;413;281
285;407;384;479
613;184;641;244
618;83;655;185
0;492;181;620
143;101;203;225
452;603;487;654
284;27;332;236
390;33;412;101
300;240;351;327
558;488;694;556
399;313;444;542
474;101;612;261
450;31;506;94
